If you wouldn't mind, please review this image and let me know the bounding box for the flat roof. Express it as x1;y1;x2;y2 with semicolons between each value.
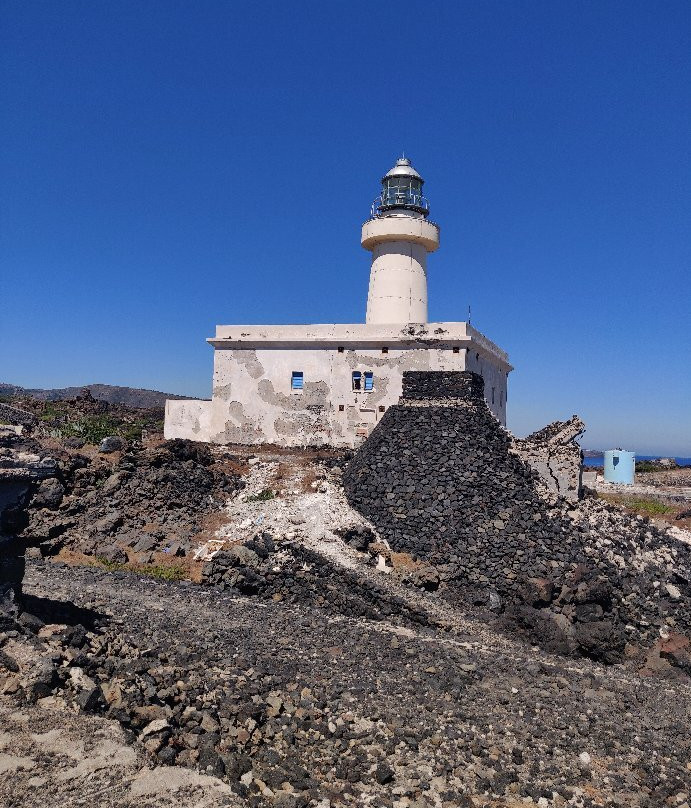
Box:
207;321;512;370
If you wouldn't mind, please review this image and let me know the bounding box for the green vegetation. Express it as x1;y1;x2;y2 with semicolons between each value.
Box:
635;461;669;473
245;488;275;502
95;556;186;581
598;493;675;516
35;399;163;444
122;418;162;442
38;402;64;422
624;498;675;515
65;414;124;443
139;564;186;581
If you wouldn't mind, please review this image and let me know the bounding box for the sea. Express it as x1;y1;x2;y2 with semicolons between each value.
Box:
582;455;691;468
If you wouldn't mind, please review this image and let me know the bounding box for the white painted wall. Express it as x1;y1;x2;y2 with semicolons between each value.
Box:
165;323;510;447
366;241;429;324
361;215;439;325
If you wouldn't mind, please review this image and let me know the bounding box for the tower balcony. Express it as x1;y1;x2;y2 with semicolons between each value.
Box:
361;215;440;252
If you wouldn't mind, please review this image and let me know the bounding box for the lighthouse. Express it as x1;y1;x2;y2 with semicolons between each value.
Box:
362;157;440;324
166;153;511;447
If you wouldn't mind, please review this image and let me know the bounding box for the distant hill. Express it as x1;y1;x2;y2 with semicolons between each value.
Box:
0;382;195;409
582;449;604;458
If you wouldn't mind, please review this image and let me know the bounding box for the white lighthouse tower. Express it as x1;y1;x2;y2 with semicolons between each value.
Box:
362;157;440;324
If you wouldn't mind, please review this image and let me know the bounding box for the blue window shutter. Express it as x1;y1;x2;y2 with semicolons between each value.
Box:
291;371;303;390
364;372;374;391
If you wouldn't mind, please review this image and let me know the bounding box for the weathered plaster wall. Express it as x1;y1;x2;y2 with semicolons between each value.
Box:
465;348;509;415
511;416;586;502
166;327;510;447
164;399;216;442
165;322;511;447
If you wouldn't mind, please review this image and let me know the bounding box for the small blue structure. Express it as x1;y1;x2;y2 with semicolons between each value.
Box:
604;449;636;484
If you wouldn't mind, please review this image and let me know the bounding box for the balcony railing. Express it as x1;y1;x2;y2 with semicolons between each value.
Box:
371;190;430;217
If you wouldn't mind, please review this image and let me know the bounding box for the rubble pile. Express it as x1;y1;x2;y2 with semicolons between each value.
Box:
1;432;243;563
344;371;691;661
201;533;430;627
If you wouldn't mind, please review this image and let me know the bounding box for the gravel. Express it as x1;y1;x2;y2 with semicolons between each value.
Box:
2;559;689;808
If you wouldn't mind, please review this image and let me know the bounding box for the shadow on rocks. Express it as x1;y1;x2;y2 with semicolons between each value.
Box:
20;593;108;633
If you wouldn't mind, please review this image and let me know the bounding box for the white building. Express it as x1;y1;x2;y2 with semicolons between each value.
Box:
165;158;512;447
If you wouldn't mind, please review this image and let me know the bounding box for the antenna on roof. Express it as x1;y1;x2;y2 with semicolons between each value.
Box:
468;305;471;326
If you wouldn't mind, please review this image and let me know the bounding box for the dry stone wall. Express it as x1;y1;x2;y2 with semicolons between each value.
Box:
343;372;581;592
343;371;691;661
0;403;38;431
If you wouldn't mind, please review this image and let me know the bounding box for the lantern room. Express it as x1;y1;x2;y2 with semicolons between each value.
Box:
375;157;430;217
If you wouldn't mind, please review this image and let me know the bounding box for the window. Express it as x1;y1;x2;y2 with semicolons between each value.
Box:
338;404;345;412
475;353;479;362
291;371;303;391
452;346;460;354
491;387;495;404
353;371;374;391
337;346;344;353
378;405;385;413
381;347;389;354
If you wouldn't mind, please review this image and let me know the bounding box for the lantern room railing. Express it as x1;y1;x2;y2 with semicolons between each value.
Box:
372;189;430;217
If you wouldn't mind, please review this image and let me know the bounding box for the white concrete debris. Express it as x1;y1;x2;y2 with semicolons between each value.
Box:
192;458;379;572
511;416;585;502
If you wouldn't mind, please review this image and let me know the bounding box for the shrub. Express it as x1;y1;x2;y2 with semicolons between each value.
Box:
95;556;127;572
625;498;674;515
245;488;275;502
598;493;674;516
139;565;186;581
94;556;186;581
635;461;665;473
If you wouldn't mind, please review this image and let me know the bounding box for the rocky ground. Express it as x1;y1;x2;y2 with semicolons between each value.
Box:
3;430;244;564
342;373;691;665
2;381;691;806
2;559;691;808
0;692;236;808
593;468;691;533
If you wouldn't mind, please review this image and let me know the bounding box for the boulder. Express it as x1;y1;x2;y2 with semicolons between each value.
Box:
521;577;554;608
31;477;65;510
99;436;124;453
92;512;123;536
574;621;626;664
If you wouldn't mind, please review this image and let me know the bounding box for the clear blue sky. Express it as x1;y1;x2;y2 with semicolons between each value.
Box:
2;1;690;455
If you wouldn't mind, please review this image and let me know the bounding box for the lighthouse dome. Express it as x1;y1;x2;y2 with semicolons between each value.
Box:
381;157;424;183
